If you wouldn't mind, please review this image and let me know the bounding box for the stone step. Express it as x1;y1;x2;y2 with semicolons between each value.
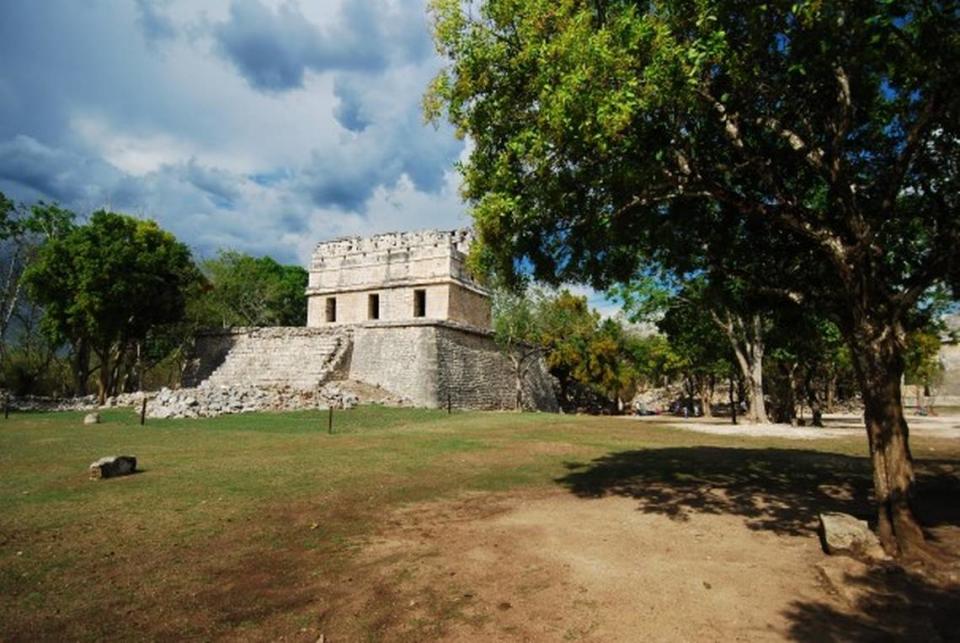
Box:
199;331;348;389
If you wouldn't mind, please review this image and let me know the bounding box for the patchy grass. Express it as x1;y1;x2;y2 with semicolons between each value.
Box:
1;407;957;640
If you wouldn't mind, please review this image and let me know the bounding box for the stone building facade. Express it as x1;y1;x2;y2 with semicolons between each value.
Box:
184;229;558;412
306;229;491;328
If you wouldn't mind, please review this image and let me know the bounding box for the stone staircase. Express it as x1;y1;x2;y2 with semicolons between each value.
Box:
198;327;351;389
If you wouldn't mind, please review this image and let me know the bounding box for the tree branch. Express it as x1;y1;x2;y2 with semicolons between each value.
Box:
882;96;939;212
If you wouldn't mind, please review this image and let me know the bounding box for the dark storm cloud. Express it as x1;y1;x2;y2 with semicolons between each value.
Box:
135;0;177;46
181;159;243;208
332;76;372;132
0;0;465;263
300;70;461;211
0;135;124;205
213;0;433;92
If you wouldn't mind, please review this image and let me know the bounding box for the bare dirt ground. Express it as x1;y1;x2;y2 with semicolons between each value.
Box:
631;412;960;440
322;487;960;642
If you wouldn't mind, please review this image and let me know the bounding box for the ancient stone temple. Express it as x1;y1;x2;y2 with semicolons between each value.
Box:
183;229;558;412
306;229;491;328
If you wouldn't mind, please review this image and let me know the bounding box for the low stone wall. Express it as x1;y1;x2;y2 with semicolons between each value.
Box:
177;321;558;412
349;320;558;411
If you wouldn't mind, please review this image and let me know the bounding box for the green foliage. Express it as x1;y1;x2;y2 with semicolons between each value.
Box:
199;250;308;327
492;287;543;348
903;329;944;389
495;288;644;409
539;290;637;404
23;211;200;399
657;288;732;381
427;0;959;333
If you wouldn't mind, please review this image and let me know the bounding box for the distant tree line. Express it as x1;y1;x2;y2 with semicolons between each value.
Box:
493;284;946;420
0;192;307;402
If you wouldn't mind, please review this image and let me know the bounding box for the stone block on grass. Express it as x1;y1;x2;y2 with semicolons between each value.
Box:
89;456;137;480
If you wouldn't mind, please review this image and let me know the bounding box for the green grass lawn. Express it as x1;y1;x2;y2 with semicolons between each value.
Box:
1;406;957;640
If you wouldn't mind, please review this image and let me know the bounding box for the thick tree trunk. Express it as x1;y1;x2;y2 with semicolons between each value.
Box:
807;381;824;427
848;321;927;558
694;374;713;418
702;374;714;418
716;311;769;424
825;374;837;411
72;341;90;396
97;358;109;406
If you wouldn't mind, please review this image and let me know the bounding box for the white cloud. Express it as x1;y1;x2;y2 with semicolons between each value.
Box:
0;0;466;269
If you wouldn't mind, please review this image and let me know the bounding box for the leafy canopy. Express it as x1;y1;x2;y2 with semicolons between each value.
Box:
427;0;960;326
24;211;199;352
200;250;308;327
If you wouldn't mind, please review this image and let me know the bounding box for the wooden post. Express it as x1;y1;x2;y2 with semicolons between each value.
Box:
328;406;333;435
140;397;147;426
3;394;8;419
447;389;452;414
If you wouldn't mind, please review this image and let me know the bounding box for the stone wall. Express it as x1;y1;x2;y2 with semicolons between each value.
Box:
448;283;493;329
348;321;558;411
308;229;474;290
307;283;450;327
435;324;558;411
349;324;440;406
939;343;960;400
306;228;492;329
183;322;558;412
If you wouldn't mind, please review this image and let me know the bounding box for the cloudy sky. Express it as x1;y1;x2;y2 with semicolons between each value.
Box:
0;0;621;315
0;0;471;265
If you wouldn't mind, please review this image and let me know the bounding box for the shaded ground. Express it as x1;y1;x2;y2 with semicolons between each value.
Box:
1;408;958;640
326;447;959;641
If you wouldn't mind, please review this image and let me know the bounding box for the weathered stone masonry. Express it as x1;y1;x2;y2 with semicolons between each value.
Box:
183;229;559;412
185;321;557;411
305;229;491;328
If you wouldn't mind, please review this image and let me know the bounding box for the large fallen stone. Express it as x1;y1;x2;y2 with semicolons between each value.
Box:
83;412;100;425
89;456;137;480
818;511;887;560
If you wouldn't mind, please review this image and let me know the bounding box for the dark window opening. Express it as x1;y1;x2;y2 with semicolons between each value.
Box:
368;293;380;320
413;289;426;317
325;297;337;323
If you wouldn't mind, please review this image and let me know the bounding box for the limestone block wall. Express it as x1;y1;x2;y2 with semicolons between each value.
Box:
435;324;558;411
306;228;492;329
349;324;440;406
939;344;960;398
307;283;450;327
184;322;558;412
308;229;474;291
448;283;492;328
348;321;558;411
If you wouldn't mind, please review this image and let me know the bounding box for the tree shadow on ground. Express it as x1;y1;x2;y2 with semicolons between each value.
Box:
556;447;960;640
785;563;960;641
557;447;960;536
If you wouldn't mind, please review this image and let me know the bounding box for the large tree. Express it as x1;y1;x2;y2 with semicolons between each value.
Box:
428;0;960;557
24;211;200;403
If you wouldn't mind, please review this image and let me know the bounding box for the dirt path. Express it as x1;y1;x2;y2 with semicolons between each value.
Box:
629;412;960;440
320;488;955;641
